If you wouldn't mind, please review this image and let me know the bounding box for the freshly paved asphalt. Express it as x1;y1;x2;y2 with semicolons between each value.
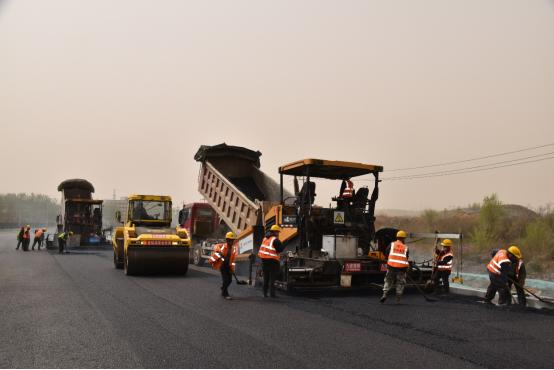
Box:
1;230;553;368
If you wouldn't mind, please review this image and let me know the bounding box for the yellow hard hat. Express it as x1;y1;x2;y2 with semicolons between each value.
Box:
270;225;282;232
26;225;30;228
508;246;522;259
441;239;453;248
396;230;407;238
225;231;237;240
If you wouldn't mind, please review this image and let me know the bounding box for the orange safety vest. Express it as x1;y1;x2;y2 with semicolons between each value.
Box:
258;236;280;261
387;241;409;268
487;249;511;275
341;180;354;199
436;251;453;272
209;243;237;272
35;229;44;238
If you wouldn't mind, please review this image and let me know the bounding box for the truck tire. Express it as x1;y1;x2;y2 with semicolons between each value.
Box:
114;251;124;269
124;252;136;276
193;246;204;266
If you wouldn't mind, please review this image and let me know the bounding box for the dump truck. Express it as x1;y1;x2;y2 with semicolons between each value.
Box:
112;195;191;275
178;202;223;266
57;179;104;246
194;144;291;260
195;143;433;290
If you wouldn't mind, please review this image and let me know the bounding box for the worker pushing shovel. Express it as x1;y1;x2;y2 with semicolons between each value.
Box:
380;230;410;304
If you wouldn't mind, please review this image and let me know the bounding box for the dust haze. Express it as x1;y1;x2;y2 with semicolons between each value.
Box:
1;0;553;210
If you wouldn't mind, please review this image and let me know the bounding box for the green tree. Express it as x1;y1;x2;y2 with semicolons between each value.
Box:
521;218;554;261
470;193;505;252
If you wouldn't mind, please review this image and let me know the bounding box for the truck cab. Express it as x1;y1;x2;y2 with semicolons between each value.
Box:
112;195;191;275
178;202;226;266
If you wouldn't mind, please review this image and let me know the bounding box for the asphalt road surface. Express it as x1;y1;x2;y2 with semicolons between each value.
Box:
1;230;553;368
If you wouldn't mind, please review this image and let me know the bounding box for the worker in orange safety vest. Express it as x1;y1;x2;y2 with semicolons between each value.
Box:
258;225;284;298
484;246;521;305
209;232;238;300
433;239;454;294
31;228;46;250
380;230;410;304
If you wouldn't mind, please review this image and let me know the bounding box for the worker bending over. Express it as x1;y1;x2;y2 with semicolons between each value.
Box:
31;228;46;250
434;239;454;294
381;230;410;304
57;231;72;254
258;225;284;298
485;246;522;305
209;232;238;300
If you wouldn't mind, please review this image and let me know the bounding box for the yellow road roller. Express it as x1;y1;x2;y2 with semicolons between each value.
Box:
112;195;191;275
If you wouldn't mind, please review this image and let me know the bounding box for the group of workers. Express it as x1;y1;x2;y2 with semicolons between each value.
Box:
16;226;47;251
15;226;72;254
209;225;284;300
209;226;528;306
380;229;526;306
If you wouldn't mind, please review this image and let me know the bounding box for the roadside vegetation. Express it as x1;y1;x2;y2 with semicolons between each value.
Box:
0;193;59;228
376;193;554;279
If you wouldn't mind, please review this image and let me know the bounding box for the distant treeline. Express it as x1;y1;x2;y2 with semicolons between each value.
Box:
0;193;60;228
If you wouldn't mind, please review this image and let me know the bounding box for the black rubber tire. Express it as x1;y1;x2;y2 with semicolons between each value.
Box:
193;247;204;266
176;254;190;275
114;251;124;269
124;252;136;276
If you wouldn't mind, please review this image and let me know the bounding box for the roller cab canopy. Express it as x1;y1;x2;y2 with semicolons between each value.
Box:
128;195;172;202
279;159;383;180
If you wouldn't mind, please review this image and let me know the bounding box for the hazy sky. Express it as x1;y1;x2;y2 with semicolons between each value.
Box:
1;0;553;210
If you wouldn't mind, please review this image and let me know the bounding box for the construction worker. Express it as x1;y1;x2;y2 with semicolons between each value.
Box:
340;178;354;199
258;225;284;298
40;228;47;248
22;225;31;251
58;231;72;254
484;246;522;305
433;239;454;294
16;226;24;250
338;178;354;211
209;232;238;300
31;228;45;250
508;252;527;306
380;230;410;304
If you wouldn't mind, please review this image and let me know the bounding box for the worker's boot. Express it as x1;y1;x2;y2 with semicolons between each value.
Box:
379;294;387;304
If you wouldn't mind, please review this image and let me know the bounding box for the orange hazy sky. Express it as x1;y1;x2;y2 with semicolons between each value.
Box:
1;0;553;210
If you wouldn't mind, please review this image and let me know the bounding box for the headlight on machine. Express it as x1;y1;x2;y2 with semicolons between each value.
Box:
172;242;178;245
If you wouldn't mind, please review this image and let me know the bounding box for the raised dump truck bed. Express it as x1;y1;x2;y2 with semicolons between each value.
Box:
195;144;291;245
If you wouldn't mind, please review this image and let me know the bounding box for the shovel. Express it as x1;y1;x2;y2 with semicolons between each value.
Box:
233;272;248;285
508;277;554;305
406;274;438;302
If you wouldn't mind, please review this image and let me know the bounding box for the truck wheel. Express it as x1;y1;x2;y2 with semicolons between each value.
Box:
193;247;204;266
124;252;136;276
114;251;124;269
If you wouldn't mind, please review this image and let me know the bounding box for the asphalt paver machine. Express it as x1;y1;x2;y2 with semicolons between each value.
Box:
270;158;387;290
